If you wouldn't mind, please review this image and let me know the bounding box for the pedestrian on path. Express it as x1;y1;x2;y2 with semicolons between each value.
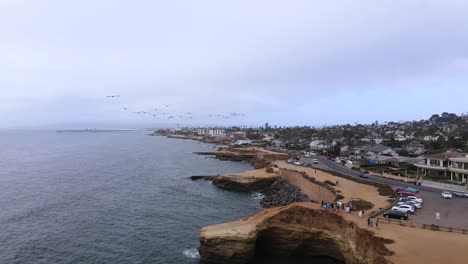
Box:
321;200;324;208
375;218;379;229
367;218;371;227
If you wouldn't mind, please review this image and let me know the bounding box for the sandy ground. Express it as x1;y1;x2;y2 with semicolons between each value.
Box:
222;168;280;183
276;161;390;212
378;223;468;264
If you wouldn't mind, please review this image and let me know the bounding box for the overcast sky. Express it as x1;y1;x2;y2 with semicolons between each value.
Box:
1;0;467;128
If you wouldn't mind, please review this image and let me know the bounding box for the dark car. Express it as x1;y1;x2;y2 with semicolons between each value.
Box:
359;173;369;179
383;210;408;220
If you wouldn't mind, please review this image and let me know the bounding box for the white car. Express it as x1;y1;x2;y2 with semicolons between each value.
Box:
441;191;453;199
397;201;422;209
312;159;318;164
392;204;415;214
401;196;423;204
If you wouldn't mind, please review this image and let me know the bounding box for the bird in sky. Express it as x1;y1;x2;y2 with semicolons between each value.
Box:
168;116;174;119
164;104;170;107
106;95;120;98
121;107;128;110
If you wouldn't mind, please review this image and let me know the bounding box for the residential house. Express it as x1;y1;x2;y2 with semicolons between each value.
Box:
310;140;328;150
361;145;395;156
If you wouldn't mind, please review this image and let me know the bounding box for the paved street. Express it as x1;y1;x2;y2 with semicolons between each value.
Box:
299;156;468;229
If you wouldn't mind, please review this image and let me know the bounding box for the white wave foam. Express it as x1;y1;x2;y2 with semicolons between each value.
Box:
251;192;265;199
183;248;200;259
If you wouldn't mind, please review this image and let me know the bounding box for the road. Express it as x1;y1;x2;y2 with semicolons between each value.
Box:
300;156;468;229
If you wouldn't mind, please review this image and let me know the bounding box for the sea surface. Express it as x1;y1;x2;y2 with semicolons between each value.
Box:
0;131;261;264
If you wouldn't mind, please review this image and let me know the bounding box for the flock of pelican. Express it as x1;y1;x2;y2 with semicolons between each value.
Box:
105;95;246;122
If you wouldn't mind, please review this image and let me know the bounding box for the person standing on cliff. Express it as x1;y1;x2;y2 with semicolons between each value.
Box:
367;218;371;227
375;218;379;229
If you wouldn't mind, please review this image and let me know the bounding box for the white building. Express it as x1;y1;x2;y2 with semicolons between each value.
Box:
196;128;226;137
233;139;252;146
310;140;327;150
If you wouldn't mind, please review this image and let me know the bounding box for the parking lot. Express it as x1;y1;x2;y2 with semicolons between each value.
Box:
408;190;468;229
297;156;468;229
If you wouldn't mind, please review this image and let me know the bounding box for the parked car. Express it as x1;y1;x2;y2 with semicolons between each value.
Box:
397;201;422;209
358;173;369;179
391;204;415;214
441;191;453;199
394;186;406;193
405;187;419;194
399;192;422;198
383;210;409;220
401;196;423;204
452;191;465;198
312;159;319;164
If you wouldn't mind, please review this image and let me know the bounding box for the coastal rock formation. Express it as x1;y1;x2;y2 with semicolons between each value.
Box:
190;175;218;181
211;173;280;192
215;147;289;168
260;179;309;208
190;169;281;192
199;203;394;264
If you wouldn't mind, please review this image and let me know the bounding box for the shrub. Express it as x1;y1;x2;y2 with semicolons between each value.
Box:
324;180;336;186
349;199;374;210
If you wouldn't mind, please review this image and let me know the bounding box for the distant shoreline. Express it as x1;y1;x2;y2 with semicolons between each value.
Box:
56;129;148;133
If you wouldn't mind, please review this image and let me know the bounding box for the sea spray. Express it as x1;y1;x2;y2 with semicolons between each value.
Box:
183;248;200;259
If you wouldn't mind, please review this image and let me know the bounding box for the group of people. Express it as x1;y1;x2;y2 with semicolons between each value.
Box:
321;200;380;229
321;200;354;214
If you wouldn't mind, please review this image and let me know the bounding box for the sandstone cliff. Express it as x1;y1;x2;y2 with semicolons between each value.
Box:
199;203;394;264
215;148;289;169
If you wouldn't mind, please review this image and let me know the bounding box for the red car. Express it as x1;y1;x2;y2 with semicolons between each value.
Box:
399;192;422;198
395;187;406;193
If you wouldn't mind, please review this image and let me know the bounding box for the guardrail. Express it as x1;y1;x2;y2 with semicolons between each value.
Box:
377;217;468;234
421;224;468;234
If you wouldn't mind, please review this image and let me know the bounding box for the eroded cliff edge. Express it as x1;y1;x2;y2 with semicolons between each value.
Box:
199;203;394;264
215;147;289;169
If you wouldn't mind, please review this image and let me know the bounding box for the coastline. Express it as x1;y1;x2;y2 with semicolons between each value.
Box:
152;135;468;264
192;154;468;264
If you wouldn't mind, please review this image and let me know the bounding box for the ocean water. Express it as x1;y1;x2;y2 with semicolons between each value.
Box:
0;131;260;264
